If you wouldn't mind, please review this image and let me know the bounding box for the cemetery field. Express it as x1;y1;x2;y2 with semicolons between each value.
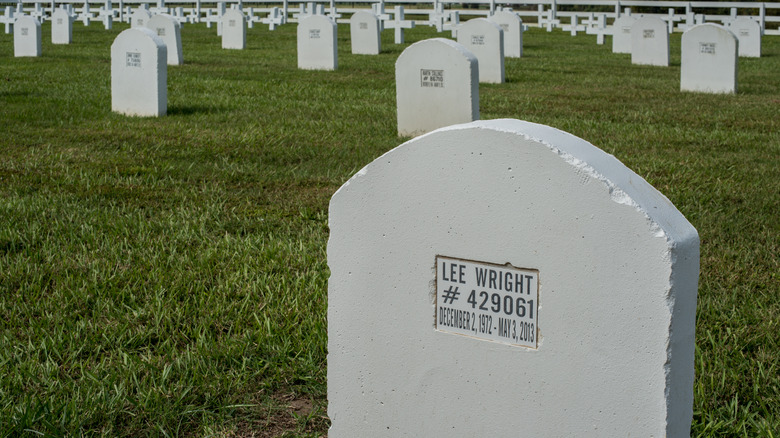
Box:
1;20;779;437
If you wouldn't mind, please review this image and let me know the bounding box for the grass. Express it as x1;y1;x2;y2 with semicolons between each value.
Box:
1;19;778;437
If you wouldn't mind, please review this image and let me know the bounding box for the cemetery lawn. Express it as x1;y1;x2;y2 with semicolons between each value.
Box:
1;20;778;437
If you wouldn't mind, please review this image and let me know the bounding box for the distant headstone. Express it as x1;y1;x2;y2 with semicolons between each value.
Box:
631;17;669;66
221;9;246;49
611;15;636;54
51;8;72;44
395;38;479;136
681;24;737;94
488;10;523;58
111;27;167;117
727;17;760;57
456;18;504;84
328;118;699;437
14;15;41;57
147;14;183;64
350;10;380;55
130;7;151;27
297;14;337;70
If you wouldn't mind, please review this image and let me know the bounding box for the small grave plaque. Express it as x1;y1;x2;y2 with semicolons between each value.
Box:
699;42;715;54
359;22;367;29
309;28;320;38
643;29;654;38
126;51;141;67
420;69;443;88
471;34;485;45
21;27;28;36
436;256;538;348
157;27;165;36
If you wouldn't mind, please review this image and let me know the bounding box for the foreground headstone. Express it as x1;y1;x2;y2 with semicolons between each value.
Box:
727;17;761;57
488;10;523;58
611;15;636;54
111;27;167;116
297;14;337;70
350;10;380;55
221;9;246;49
147;14;183;65
328;118;699;437
395;38;478;136
14;15;41;57
631;17;669;66
456;18;504;84
681;24;737;94
51;8;72;44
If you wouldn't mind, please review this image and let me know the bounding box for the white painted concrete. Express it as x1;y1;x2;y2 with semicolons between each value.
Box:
130;7;151;28
111;27;167;117
297;14;337;70
221;9;246;49
328;118;699;438
13;15;41;57
631;16;669;66
395;38;479;136
611;15;636;54
681;24;737;94
350;10;380;55
147;14;183;65
488;10;523;58
456;18;504;84
728;17;761;57
51;8;72;44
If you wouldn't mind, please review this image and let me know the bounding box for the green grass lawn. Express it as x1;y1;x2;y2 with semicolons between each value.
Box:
1;19;778;437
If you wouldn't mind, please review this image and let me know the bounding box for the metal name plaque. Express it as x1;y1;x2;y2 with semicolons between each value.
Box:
420;69;444;88
435;256;538;349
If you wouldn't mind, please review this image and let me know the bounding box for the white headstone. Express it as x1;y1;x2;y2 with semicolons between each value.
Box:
727;17;761;57
111;27;167;117
297;14;337;70
147;14;182;64
631;17;670;66
130;7;151;27
327;118;699;438
611;15;636;54
350;10;380;55
456;18;504;84
51;8;72;44
681;24;738;94
14;15;41;57
395;38;479;137
488;10;523;58
221;8;246;49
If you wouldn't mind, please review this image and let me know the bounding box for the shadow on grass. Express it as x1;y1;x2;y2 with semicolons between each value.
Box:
166;104;225;115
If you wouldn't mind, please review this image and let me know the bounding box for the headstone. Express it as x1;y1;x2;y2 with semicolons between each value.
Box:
221;8;245;49
727;17;761;57
297;14;337;71
51;8;72;44
350;10;380;55
111;27;167;117
395;38;478;136
488;10;523;58
456;18;504;84
385;5;414;44
14;15;42;57
611;15;636;54
681;24;738;94
327;118;699;437
130;7;151;27
147;14;182;64
631;17;670;67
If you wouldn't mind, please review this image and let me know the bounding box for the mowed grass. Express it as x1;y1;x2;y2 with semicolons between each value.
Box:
0;18;778;437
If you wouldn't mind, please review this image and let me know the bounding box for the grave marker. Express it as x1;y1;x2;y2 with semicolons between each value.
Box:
51;8;72;44
488;10;523;58
385;5;414;44
328;118;699;437
727;17;761;58
611;15;636;54
631;17;669;66
350;10;380;55
14;15;41;57
395;38;478;136
297;14;337;70
221;8;245;49
681;24;737;94
130;7;151;27
147;14;182;64
456;18;504;84
111;27;167;116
